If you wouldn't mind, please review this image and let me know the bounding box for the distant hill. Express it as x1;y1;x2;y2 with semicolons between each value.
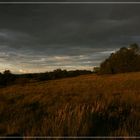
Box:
0;69;92;87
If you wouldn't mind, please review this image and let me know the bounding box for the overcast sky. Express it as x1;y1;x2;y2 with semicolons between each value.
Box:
0;0;140;73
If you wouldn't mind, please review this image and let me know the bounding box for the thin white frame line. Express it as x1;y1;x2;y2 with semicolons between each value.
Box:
0;136;140;139
0;1;139;139
0;136;140;138
1;2;140;4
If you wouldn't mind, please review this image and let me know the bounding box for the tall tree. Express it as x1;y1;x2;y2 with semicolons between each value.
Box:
99;44;140;74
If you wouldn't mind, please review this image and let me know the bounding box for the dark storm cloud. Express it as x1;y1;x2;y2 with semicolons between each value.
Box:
0;2;140;73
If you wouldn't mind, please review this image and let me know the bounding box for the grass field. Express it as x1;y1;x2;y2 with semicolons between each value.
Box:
0;72;140;138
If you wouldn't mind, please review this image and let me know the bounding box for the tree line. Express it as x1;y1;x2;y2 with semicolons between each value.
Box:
0;69;92;87
95;43;140;74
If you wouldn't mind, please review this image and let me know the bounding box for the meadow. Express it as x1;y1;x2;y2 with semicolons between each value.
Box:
0;72;140;138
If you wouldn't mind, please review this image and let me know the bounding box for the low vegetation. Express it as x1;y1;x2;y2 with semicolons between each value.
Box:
0;72;140;137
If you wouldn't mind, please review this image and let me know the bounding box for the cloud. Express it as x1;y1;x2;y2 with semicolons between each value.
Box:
0;43;116;73
0;3;140;73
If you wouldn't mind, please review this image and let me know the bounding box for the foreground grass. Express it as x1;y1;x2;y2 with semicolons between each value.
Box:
0;72;140;138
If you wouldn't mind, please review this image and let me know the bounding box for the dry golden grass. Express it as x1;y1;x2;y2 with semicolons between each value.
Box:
0;72;140;138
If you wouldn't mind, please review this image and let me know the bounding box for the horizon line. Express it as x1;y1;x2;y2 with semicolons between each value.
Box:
1;2;140;4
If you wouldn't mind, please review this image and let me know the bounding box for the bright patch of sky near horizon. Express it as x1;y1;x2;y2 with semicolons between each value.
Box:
0;1;140;73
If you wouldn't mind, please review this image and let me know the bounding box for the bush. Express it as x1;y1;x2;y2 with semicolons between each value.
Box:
0;70;16;86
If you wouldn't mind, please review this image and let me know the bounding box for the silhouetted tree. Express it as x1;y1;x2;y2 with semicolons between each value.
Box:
99;44;140;74
3;70;11;75
0;70;16;86
93;67;100;73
